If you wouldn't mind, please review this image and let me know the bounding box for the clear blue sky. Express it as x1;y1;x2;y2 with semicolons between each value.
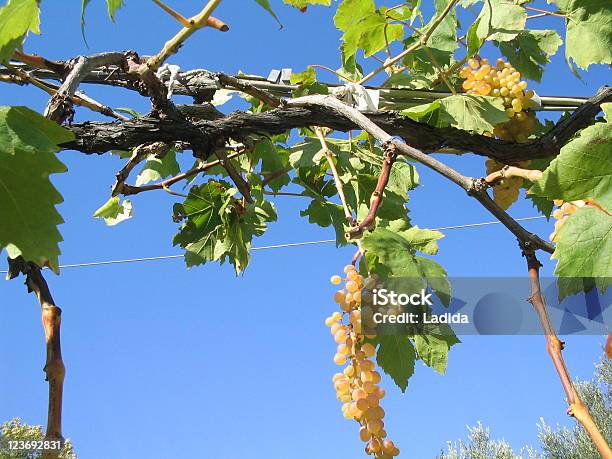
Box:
0;1;609;458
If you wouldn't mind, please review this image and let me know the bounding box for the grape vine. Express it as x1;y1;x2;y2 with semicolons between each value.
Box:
0;0;610;457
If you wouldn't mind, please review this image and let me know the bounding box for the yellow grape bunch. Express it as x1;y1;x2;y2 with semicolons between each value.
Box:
485;158;530;210
460;57;538;142
326;265;400;458
549;199;597;242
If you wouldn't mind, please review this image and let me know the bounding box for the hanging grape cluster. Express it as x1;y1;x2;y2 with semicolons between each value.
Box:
460;57;538;142
325;265;400;458
549;199;596;242
485;158;530;210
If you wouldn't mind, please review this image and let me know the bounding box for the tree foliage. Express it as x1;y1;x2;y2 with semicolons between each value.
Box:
438;355;612;459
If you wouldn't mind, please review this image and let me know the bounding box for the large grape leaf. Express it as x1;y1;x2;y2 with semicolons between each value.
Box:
384;220;444;255
375;335;416;392
552;208;611;299
402;96;507;133
0;0;39;62
361;227;436;277
529;113;611;212
215;198;277;273
173;181;227;266
0;106;73;272
476;0;526;42
427;0;459;53
414;328;459;375
416;256;451;306
439;95;508;134
173;180;276;273
498;30;562;81
551;0;612;70
334;0;404;58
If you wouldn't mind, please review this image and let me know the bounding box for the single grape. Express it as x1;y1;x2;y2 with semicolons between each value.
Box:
330;274;342;285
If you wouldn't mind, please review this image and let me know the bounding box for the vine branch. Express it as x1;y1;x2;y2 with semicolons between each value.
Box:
287;95;554;253
315;127;355;224
522;246;612;459
59;86;612;163
44;52;125;123
7;258;65;459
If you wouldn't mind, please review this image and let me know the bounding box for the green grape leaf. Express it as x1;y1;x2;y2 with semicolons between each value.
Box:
402;96;507;133
93;196;133;226
553;0;612;70
300;200;347;246
254;139;291;192
361;228;424;278
388;161;419;199
253;0;283;27
106;0;124;20
466;17;484;57
289;137;326;169
335;0;404;58
0;0;40;62
375;335;416;392
81;0;124;39
476;0;527;42
439;95;508;133
173;181;276;273
345;174;409;224
384;220;444;255
135;151;180;186
414;329;459;374
416;256;451;306
215;198;277;274
426;0;459;53
552;207;611;299
499;30;562;81
400;100;442;122
173;181;230;268
0;106;72;272
529;117;611;212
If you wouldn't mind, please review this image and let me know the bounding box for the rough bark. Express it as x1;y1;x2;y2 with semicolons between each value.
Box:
60;86;611;162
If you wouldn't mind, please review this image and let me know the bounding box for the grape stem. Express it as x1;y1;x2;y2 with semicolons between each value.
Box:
484;166;543;185
346;141;398;240
117;149;247;197
315;127;356;224
521;246;612;459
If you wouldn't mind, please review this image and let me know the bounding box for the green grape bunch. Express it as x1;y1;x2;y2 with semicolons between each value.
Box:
325;265;400;458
